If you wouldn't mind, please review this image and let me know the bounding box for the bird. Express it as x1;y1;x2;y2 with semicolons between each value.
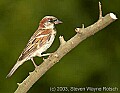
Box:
6;16;62;78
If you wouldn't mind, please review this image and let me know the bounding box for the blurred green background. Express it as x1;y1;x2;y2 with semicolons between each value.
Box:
0;0;120;93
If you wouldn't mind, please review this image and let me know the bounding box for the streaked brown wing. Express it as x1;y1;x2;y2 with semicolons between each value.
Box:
26;29;52;49
18;29;52;61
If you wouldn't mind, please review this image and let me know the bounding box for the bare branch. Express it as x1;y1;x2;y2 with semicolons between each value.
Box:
99;2;103;19
17;83;21;86
110;13;117;20
14;3;117;93
59;36;66;45
82;24;85;29
75;24;85;34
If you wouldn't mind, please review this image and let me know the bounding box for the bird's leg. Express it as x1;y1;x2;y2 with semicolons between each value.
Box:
31;58;38;68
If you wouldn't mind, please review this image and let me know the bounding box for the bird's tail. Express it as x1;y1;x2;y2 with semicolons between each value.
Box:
6;61;24;78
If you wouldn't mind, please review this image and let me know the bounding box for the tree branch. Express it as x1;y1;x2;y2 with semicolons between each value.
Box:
14;2;117;93
59;36;66;46
99;1;103;19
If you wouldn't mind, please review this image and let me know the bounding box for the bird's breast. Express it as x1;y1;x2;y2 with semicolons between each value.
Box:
36;30;56;55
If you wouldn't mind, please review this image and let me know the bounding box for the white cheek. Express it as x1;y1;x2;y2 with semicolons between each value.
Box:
44;23;54;29
47;24;54;29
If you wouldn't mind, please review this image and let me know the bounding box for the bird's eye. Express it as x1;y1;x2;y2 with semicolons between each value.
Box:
48;19;54;22
48;19;57;23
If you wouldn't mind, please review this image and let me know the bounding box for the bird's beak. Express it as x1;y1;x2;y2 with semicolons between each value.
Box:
54;20;63;24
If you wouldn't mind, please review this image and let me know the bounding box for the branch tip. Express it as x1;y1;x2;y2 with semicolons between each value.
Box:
99;1;102;19
110;13;118;20
82;24;85;29
75;28;80;33
17;83;21;86
43;57;46;61
29;72;32;75
75;27;84;34
59;36;66;45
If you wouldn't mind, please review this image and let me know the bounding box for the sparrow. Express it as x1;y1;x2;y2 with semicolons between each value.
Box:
6;16;62;78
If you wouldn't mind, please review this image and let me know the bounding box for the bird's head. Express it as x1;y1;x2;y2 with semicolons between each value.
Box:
39;16;62;29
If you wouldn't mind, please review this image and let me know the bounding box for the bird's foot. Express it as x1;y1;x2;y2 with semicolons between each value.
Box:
41;53;51;57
